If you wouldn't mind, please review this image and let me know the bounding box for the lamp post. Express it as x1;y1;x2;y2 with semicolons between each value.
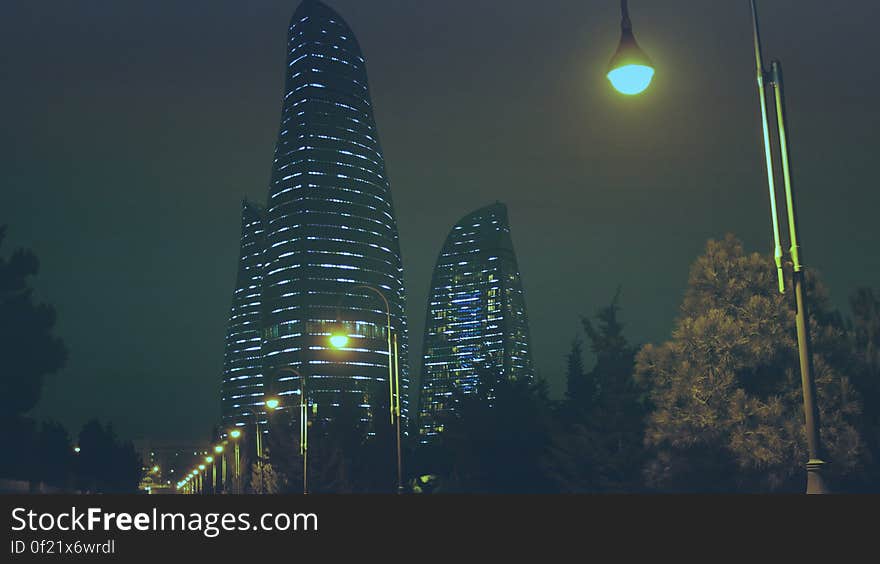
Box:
606;0;827;493
198;465;206;495
261;397;281;494
213;445;225;494
229;429;242;494
269;366;310;495
329;284;404;494
205;456;215;494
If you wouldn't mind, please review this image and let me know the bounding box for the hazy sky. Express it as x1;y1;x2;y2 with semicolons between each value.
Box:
1;0;878;442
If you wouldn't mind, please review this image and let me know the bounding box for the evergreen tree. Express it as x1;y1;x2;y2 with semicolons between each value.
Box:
545;292;646;492
637;235;864;492
435;369;554;493
564;338;591;409
849;287;880;490
0;226;67;419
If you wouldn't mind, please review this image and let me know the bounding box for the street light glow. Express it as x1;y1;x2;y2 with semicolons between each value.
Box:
265;397;280;410
214;445;224;454
229;429;242;439
607;64;655;95
329;334;349;349
205;456;213;463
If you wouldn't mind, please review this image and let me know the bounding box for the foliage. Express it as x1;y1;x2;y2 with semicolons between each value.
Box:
0;226;67;418
431;370;555;493
636;235;864;492
848;287;880;490
544;292;647;492
76;419;143;493
249;461;282;494
261;383;402;493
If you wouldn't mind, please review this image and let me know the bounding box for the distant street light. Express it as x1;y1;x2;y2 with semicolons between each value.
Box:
229;429;242;494
606;0;827;493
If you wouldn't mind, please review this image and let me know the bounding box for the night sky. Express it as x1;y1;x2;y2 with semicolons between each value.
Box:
2;0;878;442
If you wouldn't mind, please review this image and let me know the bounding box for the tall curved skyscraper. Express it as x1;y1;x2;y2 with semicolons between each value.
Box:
221;200;267;429
260;0;410;427
417;203;534;444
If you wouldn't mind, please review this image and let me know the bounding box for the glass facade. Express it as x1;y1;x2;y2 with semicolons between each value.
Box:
417;202;534;444
221;200;267;428
260;0;410;428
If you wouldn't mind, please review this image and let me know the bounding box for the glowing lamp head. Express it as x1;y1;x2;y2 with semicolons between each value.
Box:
204;456;213;463
229;429;242;439
151;465;159;473
329;334;349;349
73;446;81;453
607;12;654;95
198;464;205;471
214;445;224;454
607;64;654;95
265;397;280;411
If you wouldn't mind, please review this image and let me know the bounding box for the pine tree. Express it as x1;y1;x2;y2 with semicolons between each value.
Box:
637;235;864;492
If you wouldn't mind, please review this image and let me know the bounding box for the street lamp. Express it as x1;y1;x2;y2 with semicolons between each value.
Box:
205;456;215;494
229;429;242;494
330;284;404;494
269;366;311;495
606;0;654;95
606;0;827;493
214;445;225;494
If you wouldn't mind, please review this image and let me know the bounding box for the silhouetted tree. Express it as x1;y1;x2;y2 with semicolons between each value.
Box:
637;235;864;492
0;227;67;482
75;419;142;493
545;292;647;492
34;420;73;489
0;226;67;419
849;287;880;490
564;337;591;409
435;370;554;493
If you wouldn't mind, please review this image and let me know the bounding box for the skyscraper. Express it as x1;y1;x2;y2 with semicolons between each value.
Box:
260;0;410;427
221;200;267;429
417;202;534;444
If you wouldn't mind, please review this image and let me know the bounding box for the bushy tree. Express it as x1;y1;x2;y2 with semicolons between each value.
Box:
545;293;647;492
76;419;142;493
261;384;401;493
34;420;73;488
849;287;880;490
249;461;282;494
0;226;67;419
637;235;863;492
433;370;555;493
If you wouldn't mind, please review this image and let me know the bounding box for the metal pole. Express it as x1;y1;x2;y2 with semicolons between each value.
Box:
393;331;403;494
750;0;785;293
301;373;308;495
234;442;240;494
256;418;263;494
769;59;827;494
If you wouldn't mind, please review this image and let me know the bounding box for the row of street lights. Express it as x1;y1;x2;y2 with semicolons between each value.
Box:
175;429;243;494
176;285;403;495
